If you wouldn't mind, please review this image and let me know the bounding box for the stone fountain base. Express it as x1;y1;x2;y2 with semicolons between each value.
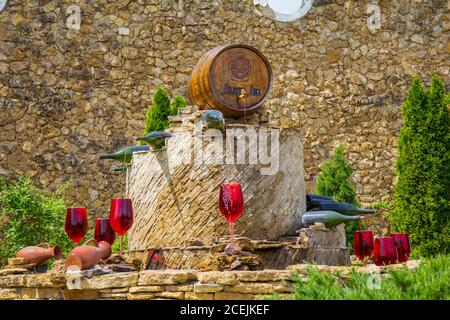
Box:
128;225;351;270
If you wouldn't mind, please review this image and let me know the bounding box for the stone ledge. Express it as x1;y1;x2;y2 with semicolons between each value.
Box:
0;261;420;300
138;270;198;285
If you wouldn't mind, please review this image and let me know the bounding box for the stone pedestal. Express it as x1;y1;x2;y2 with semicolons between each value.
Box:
128;114;306;250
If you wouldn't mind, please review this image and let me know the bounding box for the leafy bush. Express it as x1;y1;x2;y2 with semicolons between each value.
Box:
170;95;187;117
315;144;362;247
289;255;449;300
369;200;393;210
391;75;450;257
0;176;74;267
144;87;171;134
143;88;187;136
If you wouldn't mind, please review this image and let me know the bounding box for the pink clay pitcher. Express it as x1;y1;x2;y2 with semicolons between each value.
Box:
16;243;63;265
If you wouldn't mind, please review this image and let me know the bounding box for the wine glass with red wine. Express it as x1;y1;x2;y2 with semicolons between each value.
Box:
392;233;411;263
219;182;244;254
354;230;374;263
109;198;133;255
94;218;116;246
374;237;398;266
65;207;88;246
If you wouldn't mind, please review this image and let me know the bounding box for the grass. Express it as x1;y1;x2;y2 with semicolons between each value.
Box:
269;255;449;300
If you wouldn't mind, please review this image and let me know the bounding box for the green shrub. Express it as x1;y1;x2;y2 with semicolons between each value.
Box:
0;176;74;267
370;200;393;210
315;144;362;247
316;144;358;206
288;255;449;300
170;95;187;116
143;89;187;138
143;87;171;134
391;75;450;257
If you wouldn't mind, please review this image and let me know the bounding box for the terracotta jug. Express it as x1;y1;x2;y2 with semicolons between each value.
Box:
65;239;112;270
16;243;63;265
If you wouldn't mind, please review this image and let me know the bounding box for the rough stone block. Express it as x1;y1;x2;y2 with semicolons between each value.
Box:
214;292;255;300
0;289;19;300
197;271;238;285
87;272;138;289
194;283;223;293
225;283;274;294
8;257;27;266
25;272;66;288
127;293;155;300
154;291;184;299
129;286;164;293
165;284;194;292
62;289;99;300
20;288;38;299
37;288;63;300
185;292;214;300
0;275;27;287
138;270;197;285
235;270;293;282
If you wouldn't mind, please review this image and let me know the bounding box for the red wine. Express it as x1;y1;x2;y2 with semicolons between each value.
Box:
94;218;116;245
354;230;374;262
109;198;133;236
65;207;88;245
374;237;397;266
219;183;244;223
392;233;411;263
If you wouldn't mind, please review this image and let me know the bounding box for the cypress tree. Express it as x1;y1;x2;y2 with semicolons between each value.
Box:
315;144;361;248
143;87;171;134
170;95;187;116
316;144;359;206
392;75;450;257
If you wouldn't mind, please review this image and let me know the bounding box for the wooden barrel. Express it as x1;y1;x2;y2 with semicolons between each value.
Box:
188;44;273;118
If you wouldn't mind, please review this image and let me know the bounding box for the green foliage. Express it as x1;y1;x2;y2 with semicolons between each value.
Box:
0;176;74;267
143;89;187;138
315;144;361;247
170;95;187;116
287;255;449;300
111;234;128;254
392;75;450;257
370;200;393;210
316;144;359;206
144;87;171;134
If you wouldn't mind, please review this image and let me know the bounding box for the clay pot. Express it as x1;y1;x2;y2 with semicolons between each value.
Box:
16;243;63;265
65;239;112;270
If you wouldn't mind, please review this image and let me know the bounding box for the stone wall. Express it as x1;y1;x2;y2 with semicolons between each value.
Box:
0;260;419;300
0;0;448;211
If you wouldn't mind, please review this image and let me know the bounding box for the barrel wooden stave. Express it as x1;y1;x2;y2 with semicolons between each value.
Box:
188;44;273;118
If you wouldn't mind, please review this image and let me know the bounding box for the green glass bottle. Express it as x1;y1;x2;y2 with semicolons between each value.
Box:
99;145;149;163
136;131;172;150
302;210;362;229
201;110;225;130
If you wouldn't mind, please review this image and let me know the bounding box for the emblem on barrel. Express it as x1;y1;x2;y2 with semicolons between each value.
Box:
188;44;273;118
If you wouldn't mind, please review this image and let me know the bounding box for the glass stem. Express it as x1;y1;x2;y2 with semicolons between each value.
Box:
125;166;129;198
229;222;235;245
120;236;123;256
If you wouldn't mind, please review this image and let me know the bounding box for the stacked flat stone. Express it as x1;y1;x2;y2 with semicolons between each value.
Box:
0;258;39;276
